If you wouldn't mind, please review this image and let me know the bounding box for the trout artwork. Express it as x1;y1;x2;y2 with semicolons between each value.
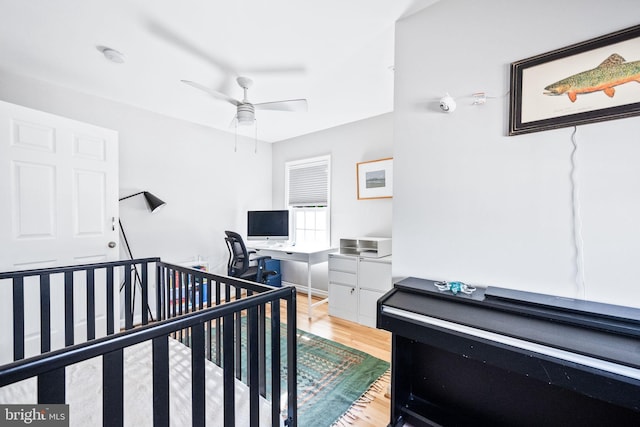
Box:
509;25;640;136
544;53;640;103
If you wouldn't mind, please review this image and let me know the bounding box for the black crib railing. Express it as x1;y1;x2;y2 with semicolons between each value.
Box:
0;258;298;427
156;262;287;378
0;257;161;361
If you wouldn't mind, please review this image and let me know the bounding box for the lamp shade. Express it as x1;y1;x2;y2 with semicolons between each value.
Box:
143;191;166;213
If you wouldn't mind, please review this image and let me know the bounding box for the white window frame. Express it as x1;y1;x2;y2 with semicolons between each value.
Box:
285;155;331;246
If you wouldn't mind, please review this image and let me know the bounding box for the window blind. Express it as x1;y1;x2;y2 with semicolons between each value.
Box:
287;158;329;207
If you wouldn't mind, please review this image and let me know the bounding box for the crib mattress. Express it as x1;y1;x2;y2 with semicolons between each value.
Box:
0;337;280;426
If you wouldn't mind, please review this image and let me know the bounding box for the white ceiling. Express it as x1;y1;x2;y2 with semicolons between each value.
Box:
0;0;437;142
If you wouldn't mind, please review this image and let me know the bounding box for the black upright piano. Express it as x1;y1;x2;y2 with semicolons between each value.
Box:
377;277;640;427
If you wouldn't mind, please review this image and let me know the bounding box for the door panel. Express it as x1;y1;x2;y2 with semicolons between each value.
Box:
13;161;56;238
74;169;106;236
12;119;55;152
0;100;119;363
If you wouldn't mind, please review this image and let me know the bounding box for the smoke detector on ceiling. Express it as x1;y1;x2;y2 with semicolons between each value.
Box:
97;46;125;64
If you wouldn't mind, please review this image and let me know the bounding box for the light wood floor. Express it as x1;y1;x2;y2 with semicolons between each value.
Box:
294;293;392;427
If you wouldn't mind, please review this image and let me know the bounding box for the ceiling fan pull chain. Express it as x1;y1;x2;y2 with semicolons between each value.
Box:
234;118;238;152
254;119;258;153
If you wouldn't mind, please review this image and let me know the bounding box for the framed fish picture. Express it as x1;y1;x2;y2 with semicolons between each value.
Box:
509;24;640;135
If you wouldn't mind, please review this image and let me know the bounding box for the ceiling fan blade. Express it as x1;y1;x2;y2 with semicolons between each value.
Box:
243;65;307;75
181;80;240;106
148;21;305;91
148;21;236;75
253;99;308;112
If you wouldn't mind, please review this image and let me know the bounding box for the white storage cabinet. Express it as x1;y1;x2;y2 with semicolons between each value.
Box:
328;253;392;327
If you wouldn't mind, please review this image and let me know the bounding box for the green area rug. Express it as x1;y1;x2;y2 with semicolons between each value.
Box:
206;319;390;427
292;329;389;426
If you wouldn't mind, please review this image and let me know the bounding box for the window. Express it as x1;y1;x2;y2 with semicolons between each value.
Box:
285;155;330;245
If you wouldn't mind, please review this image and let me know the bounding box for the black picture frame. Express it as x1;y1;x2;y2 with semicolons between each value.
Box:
509;24;640;136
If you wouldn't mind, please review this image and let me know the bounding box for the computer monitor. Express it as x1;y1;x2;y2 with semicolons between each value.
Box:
247;210;289;242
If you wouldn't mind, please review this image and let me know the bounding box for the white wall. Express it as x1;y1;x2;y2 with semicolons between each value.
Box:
272;113;394;291
393;0;640;307
0;69;273;274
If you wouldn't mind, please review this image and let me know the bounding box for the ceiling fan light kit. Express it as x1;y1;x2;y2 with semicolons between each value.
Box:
236;103;256;124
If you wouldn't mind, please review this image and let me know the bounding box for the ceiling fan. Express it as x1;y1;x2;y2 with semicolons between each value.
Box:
181;76;308;127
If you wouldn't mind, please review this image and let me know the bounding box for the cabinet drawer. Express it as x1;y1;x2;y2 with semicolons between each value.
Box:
328;283;357;322
359;259;392;292
329;270;356;286
328;255;357;273
253;248;308;262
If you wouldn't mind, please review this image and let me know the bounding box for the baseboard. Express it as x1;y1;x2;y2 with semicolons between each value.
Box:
283;281;328;298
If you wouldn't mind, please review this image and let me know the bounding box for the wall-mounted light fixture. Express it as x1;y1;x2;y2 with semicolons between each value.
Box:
439;93;456;113
437;90;505;112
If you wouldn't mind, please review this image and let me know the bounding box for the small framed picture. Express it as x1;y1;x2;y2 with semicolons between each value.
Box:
509;24;640;135
356;157;393;200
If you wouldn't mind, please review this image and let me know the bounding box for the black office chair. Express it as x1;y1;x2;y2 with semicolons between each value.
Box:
224;230;277;284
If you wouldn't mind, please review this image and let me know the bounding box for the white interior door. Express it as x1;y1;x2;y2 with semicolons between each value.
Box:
0;100;119;362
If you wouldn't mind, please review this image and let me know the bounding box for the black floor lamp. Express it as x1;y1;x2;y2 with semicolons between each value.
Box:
119;191;166;322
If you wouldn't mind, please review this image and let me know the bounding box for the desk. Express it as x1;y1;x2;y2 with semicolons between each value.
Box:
250;244;335;318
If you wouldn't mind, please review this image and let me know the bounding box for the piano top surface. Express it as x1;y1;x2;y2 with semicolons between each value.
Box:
380;277;640;370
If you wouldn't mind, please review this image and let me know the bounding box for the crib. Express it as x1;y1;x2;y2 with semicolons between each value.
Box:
0;257;297;426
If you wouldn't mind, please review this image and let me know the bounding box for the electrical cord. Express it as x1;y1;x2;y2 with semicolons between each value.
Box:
486;90;510;99
569;126;586;298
